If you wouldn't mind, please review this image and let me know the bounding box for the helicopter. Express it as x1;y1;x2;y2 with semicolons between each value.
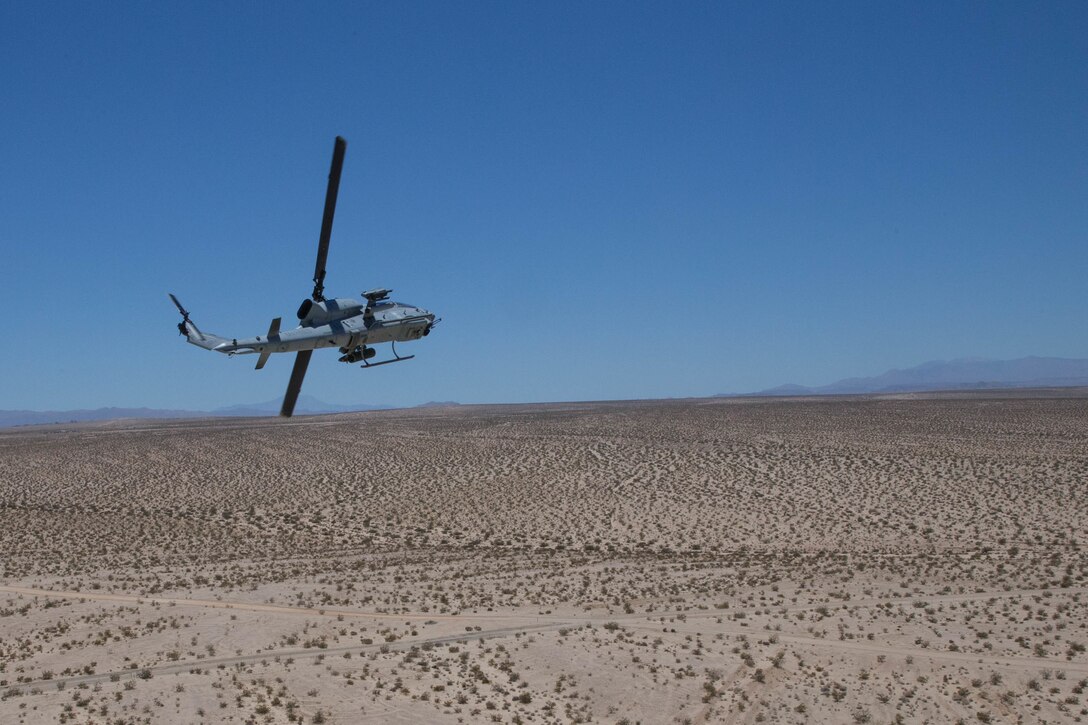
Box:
169;136;439;418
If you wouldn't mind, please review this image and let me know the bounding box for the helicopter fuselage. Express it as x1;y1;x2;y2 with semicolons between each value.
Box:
187;298;436;358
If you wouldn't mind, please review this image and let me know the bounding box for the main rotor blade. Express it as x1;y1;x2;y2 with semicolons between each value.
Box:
280;350;313;418
312;136;347;302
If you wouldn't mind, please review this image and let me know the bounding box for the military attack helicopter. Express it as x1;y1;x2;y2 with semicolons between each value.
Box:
169;136;439;418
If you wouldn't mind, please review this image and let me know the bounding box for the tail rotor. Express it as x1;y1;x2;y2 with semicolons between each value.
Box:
169;293;204;340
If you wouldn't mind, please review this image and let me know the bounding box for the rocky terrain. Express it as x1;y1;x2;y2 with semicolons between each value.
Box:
1;393;1086;723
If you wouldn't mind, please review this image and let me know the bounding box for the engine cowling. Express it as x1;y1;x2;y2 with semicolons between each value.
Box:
296;297;365;326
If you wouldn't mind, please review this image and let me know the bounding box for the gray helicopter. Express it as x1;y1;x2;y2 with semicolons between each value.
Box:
169;136;439;418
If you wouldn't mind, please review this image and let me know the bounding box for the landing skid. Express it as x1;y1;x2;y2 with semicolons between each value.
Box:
361;342;415;369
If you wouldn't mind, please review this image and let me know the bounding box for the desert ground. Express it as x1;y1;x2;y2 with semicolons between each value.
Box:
1;392;1087;724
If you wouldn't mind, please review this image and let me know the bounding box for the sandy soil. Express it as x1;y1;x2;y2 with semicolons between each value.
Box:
1;393;1086;724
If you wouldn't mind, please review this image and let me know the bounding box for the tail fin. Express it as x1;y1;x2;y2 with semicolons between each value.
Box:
180;319;230;351
170;294;229;351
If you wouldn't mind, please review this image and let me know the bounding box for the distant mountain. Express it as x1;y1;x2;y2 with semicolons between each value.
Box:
0;395;398;428
724;356;1088;397
0;407;202;428
214;395;393;416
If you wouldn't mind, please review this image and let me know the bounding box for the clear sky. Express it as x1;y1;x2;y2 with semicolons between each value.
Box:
2;2;1086;410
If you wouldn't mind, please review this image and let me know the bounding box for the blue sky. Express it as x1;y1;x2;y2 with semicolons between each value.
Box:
2;2;1086;410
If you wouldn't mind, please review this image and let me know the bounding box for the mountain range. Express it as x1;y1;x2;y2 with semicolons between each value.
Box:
5;357;1087;428
0;395;397;429
724;356;1088;397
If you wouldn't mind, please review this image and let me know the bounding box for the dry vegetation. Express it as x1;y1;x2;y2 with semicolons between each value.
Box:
1;392;1087;724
